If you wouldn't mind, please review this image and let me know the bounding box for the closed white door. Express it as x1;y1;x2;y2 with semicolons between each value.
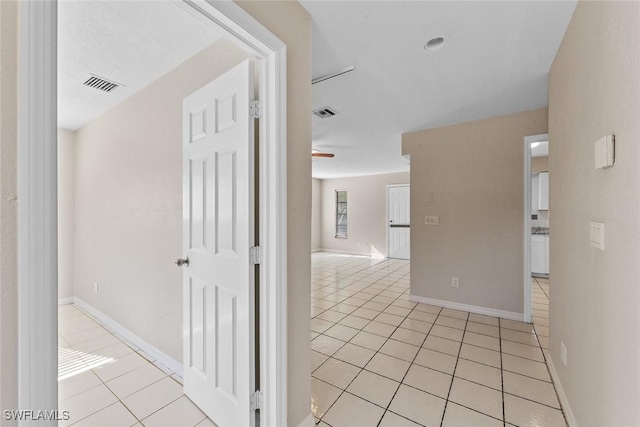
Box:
388;185;410;260
181;59;255;427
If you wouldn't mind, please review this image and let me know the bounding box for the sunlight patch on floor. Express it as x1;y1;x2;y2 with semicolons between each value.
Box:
58;347;114;381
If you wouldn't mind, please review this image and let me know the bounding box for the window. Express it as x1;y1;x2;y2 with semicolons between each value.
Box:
335;190;348;238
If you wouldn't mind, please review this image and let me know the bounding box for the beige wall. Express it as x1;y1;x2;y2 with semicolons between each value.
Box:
0;0;19;418
312;178;321;251
74;39;251;361
235;3;312;424
548;1;640;425
58;129;76;300
531;156;548;174
403;109;547;314
319;172;410;257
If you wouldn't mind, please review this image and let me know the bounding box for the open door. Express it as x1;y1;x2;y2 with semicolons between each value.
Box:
388;185;410;260
180;59;256;427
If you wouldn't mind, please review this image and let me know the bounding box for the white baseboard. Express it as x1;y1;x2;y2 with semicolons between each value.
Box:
409;294;524;321
296;413;315;427
58;297;75;306
317;248;385;259
546;354;577;427
311;248;322;253
72;297;183;377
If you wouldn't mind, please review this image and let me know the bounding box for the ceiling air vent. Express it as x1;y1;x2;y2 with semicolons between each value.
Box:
313;107;338;119
83;75;121;93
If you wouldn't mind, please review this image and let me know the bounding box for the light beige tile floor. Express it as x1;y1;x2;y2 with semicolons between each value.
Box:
58;255;557;427
532;276;550;350
57;304;215;427
310;252;566;427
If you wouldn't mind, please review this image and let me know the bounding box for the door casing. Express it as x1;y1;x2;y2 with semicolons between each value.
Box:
17;1;288;426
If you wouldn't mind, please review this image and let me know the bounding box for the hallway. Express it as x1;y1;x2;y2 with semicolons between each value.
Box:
310;252;565;426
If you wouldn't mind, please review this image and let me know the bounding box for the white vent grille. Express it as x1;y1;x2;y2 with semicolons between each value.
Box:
313;107;338;119
83;75;120;93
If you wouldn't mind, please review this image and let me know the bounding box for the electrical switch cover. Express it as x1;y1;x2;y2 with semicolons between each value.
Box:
595;135;615;169
425;216;439;225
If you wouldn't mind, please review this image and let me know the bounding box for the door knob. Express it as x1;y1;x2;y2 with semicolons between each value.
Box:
175;257;189;267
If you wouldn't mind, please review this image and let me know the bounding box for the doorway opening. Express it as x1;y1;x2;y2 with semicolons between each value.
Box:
19;1;287;426
523;134;550;348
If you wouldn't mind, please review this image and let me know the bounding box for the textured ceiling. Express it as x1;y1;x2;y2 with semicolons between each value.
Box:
58;1;221;130
302;1;577;178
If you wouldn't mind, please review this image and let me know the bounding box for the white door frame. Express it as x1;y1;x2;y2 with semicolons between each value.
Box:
18;1;288;426
386;184;410;259
523;133;548;324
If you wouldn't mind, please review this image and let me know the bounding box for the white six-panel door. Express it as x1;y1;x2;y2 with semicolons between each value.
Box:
182;59;255;427
388;185;410;260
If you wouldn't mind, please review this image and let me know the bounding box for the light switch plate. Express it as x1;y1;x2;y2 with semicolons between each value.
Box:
595;135;615;169
589;221;605;250
425;216;439;225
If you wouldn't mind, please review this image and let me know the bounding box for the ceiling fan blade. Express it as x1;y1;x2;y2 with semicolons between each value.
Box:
312;152;335;158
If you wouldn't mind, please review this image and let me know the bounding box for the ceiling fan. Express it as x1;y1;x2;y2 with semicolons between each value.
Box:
312;149;335;158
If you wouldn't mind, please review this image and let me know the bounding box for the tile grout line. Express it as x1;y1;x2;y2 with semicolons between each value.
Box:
312;271;408;316
314;304;550;380
375;304;442;427
314;266;412;424
316;318;549;378
312;258;557;425
530;278;570;427
438;313;469;427
60;307;149;426
312;256;563;426
60;306;205;427
311;267;412;376
499;318;506;427
315;269;416;425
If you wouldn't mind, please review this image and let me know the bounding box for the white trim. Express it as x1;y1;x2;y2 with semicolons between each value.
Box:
296;413;315;427
316;248;385;259
546;354;578;427
523;133;548;323
409;294;524;321
311;248;322;253
72;298;182;376
58;298;74;306
20;1;288;426
18;0;58;421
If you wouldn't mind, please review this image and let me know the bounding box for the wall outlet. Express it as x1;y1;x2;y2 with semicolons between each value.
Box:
451;277;459;288
561;341;567;366
425;216;439;225
94;282;99;294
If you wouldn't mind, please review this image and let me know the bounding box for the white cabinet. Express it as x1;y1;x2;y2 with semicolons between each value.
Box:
538;172;549;211
531;234;549;275
531;174;539;212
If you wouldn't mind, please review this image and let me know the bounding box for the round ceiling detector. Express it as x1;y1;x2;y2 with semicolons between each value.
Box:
424;35;448;52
